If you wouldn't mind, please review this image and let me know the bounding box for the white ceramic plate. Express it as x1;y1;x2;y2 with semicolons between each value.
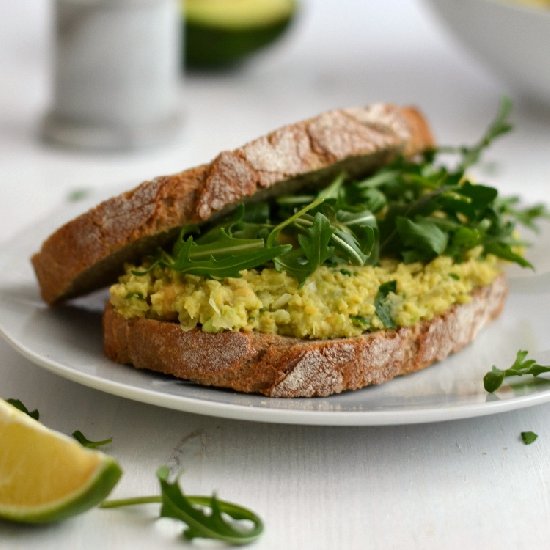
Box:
1;191;550;426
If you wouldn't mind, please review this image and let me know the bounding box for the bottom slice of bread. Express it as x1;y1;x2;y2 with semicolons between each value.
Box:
103;275;507;398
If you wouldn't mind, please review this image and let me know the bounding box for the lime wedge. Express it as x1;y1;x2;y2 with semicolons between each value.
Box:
0;398;122;523
184;0;297;69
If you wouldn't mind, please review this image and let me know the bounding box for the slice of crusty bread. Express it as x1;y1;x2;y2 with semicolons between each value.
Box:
32;104;433;305
103;275;507;398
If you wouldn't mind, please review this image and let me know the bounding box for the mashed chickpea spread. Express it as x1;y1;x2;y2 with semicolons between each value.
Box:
109;252;501;340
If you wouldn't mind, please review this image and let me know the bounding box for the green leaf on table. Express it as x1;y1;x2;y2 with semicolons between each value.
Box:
157;467;263;545
520;431;538;445
495;196;550;232
100;467;264;546
6;398;39;420
72;430;112;449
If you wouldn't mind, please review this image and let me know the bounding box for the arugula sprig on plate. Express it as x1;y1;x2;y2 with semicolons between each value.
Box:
138;99;547;283
484;350;550;393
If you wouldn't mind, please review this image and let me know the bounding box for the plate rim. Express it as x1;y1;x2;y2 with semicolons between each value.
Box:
2;324;550;426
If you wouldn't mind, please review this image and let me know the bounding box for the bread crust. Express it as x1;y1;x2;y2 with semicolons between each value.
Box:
103;275;507;398
32;104;433;305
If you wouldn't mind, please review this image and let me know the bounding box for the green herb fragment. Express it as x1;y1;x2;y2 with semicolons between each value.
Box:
521;431;538;445
66;188;90;202
449;273;460;280
374;280;397;329
72;430;112;449
125;292;144;300
6;398;39;420
483;350;550;393
339;269;353;276
350;315;370;328
396;217;448;261
101;467;264;546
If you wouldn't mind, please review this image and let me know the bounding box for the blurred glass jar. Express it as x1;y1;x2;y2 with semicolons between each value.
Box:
43;0;182;151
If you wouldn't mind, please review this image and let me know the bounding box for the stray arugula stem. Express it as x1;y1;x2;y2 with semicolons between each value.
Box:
101;467;264;546
484;350;550;393
72;430;112;449
459;97;513;172
101;496;162;508
6;398;39;420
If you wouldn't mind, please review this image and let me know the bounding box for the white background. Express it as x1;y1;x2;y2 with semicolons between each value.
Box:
1;1;550;548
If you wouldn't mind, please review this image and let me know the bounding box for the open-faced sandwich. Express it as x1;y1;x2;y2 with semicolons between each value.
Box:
32;101;544;397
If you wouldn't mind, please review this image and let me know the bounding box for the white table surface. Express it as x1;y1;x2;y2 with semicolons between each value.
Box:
2;1;550;549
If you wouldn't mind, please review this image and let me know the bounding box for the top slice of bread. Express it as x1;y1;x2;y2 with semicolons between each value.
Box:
32;103;434;305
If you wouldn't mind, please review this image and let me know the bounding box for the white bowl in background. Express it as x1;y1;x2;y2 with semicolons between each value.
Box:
425;0;550;108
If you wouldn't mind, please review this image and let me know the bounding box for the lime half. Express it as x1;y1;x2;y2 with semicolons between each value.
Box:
0;398;122;523
184;0;297;69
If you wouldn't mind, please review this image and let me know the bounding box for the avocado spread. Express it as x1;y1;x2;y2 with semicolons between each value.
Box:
110;252;500;339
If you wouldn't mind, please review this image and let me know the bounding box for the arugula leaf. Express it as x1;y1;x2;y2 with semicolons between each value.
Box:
299;213;334;267
521;431;538;445
101;467;264;546
395;217;448;261
270;174;378;281
458;182;498;209
483;242;532;269
484;350;550;393
495;196;550;232
374;280;397;329
356;187;387;213
72;430;112;449
157;467;263;544
6;398;39;420
275;212;334;282
444;97;513;173
144;229;291;278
